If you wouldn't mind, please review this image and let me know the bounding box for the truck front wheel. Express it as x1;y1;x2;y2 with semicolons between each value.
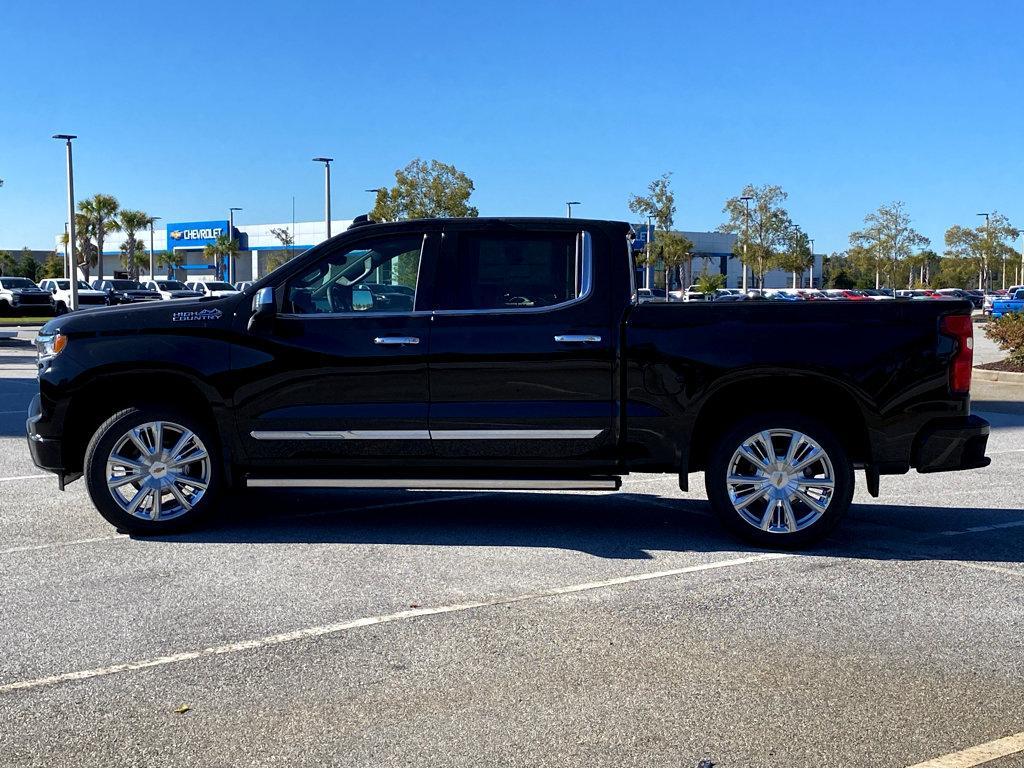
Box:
705;414;853;547
84;407;221;534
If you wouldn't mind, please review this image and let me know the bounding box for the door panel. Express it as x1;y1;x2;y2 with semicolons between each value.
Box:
427;227;616;465
233;231;436;469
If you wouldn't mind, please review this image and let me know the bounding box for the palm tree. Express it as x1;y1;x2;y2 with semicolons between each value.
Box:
117;210;151;280
77;194;120;282
203;234;238;281
60;213;98;280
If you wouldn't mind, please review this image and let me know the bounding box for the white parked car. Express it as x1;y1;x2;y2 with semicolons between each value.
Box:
234;281;254;292
184;280;241;298
38;279;108;313
144;279;203;301
0;277;55;314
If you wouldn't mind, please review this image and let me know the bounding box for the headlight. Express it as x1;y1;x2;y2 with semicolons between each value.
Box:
36;332;68;364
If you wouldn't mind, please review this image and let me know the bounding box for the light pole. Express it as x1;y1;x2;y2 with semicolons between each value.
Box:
53;134;78;311
566;201;580;218
646;214;655;290
148;216;161;282
228;207;242;284
978;212;990;291
313;157;333;239
740;195;753;292
809;238;815;289
789;223;802;288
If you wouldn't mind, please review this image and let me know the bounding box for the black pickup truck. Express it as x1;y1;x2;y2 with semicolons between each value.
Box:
26;217;990;545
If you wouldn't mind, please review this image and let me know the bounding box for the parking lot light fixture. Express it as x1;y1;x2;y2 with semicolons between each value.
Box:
566;201;580;218
313;157;334;238
740;196;753;292
53;134;78;311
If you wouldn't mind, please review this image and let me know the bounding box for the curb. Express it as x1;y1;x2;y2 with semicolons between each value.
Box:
973;367;1024;384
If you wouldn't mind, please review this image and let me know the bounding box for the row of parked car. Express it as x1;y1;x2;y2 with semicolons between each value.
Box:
638;286;991;307
0;276;254;315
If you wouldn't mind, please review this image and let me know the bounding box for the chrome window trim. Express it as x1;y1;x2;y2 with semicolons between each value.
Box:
432;229;594;317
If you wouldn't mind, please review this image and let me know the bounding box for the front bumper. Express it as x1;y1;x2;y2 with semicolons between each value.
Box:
25;393;63;473
914;414;991;473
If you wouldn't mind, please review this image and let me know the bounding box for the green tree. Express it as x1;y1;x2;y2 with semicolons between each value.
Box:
628;172;676;231
77;193;120;281
18;248;39;281
157;249;184;278
934;255;981;289
944;212;1018;291
0;251;16;276
719;184;792;289
777;227;814;288
370;158;478;221
653;230;694;299
850;201;929;290
266;226;295;271
117;209;151;279
203;234;238;281
629;172;679;292
39;251;64;279
695;269;726;295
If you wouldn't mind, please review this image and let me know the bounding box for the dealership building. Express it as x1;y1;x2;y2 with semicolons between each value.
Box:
56;217;354;283
632;227;824;291
55;216;822;289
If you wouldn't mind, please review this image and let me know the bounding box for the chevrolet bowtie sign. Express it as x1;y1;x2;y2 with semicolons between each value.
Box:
165;220;230;249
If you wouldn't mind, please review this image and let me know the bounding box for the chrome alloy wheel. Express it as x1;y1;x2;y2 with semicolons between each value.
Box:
725;429;836;534
105;421;211;521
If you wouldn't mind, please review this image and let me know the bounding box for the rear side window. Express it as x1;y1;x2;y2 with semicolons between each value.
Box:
440;231;587;311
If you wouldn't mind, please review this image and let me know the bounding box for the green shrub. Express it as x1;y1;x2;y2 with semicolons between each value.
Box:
985;313;1024;363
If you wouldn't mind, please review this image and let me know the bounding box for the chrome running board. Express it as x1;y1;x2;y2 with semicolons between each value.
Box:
245;477;621;491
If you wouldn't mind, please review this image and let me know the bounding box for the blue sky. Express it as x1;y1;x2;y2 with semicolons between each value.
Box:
1;0;1021;252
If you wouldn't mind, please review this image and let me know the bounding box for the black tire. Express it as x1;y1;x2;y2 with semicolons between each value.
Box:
0;299;9;316
704;412;853;548
55;302;68;316
84;406;221;534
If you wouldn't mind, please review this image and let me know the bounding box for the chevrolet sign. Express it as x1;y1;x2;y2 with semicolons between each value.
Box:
165;220;230;249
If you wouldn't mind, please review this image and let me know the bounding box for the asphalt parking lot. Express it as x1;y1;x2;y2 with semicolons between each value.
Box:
0;331;1022;767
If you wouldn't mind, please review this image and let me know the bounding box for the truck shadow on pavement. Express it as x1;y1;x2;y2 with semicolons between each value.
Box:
155;488;1024;565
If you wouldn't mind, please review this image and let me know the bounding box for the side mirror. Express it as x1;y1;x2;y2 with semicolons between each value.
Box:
51;287;58;295
247;286;275;332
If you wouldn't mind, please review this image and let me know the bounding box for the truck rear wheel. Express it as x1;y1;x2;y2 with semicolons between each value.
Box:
705;413;853;547
84;406;221;534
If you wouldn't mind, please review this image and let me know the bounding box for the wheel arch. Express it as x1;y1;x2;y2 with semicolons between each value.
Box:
685;372;872;475
61;367;232;481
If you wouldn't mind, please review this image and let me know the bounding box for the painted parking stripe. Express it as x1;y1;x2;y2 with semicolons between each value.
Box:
0;534;128;556
0;552;793;695
910;729;1024;767
0;474;50;482
940;519;1024;536
943;561;1024;579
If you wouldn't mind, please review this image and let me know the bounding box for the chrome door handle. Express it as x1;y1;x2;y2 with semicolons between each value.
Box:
374;336;420;345
554;335;602;343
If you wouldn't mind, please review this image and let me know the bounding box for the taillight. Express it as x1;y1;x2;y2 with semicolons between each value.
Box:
941;314;973;394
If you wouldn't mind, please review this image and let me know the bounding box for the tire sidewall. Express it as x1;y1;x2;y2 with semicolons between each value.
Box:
705;412;854;547
84;406;221;534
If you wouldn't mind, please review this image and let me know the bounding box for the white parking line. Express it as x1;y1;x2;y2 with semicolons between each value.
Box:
910;728;1024;767
0;551;793;695
943;561;1024;579
0;474;49;482
940;519;1024;536
0;534;127;556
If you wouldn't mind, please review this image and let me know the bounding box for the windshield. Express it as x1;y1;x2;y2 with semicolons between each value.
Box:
158;281;187;290
110;280;142;290
1;278;35;289
205;282;235;291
